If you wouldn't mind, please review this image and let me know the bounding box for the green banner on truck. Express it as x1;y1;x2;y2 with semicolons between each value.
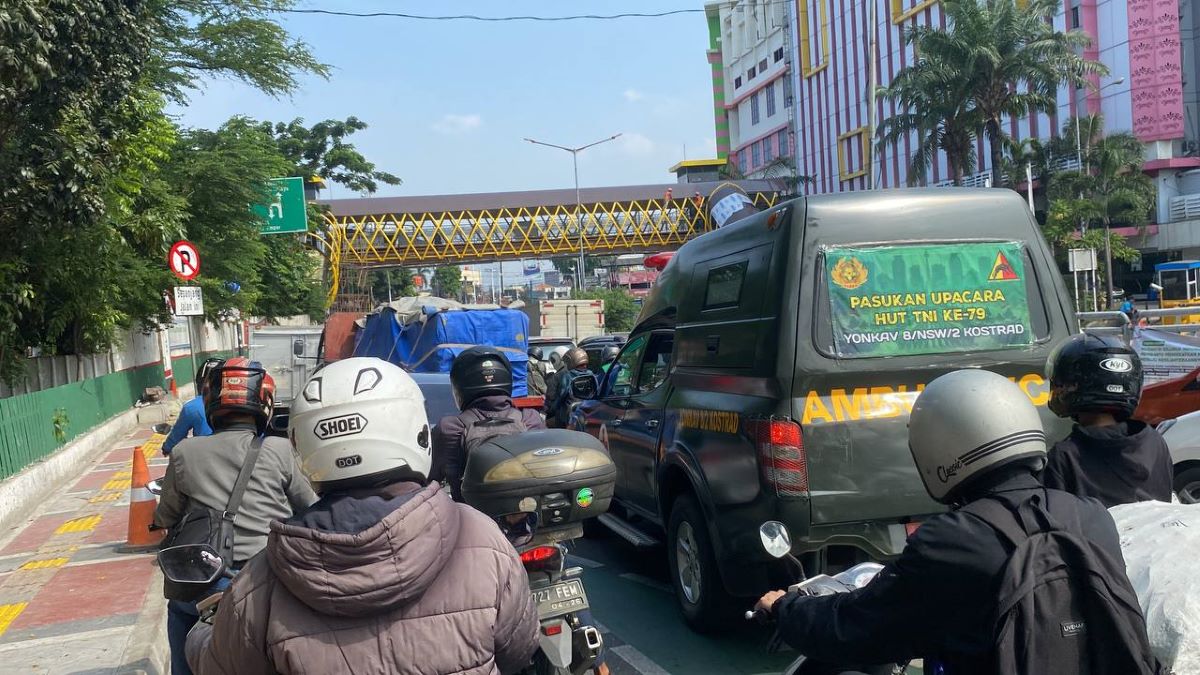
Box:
826;242;1034;358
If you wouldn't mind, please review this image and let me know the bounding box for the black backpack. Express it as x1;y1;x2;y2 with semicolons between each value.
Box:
962;493;1161;675
462;407;528;457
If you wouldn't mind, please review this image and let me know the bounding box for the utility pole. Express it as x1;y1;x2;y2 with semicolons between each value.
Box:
524;134;622;293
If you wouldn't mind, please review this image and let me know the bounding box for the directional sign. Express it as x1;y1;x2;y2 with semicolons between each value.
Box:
168;241;201;281
173;286;204;316
253;177;308;235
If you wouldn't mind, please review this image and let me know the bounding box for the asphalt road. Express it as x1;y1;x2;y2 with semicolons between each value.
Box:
567;533;798;675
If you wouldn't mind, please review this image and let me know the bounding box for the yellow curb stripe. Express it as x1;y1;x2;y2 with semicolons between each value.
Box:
89;491;123;504
102;478;132;491
0;603;27;637
55;515;101;534
19;557;69;571
111;470;132;478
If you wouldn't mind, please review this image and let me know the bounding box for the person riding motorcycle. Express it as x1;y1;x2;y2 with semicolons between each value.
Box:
526;346;549;398
162;357;223;455
185;357;539;675
544;347;592;428
599;345;619;374
755;369;1150;674
430;347;545;502
155;357;316;675
1042;333;1174;506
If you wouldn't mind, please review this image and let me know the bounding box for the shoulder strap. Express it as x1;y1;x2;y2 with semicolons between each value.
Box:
963;497;1033;549
223;436;263;518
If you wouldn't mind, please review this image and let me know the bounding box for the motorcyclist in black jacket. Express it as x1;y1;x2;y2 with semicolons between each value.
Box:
1042;333;1174;506
755;369;1135;674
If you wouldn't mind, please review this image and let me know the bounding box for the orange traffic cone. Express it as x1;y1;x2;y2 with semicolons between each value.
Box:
118;447;165;553
168;376;178;397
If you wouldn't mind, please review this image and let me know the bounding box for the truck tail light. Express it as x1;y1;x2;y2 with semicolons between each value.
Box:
749;418;809;498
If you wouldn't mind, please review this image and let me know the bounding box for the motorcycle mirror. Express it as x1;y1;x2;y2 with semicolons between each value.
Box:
570;374;599;400
152;422;171;435
158;544;226;586
146;479;163;495
759;521;792;559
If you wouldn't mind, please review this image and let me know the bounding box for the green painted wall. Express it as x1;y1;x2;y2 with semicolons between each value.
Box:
170;350;238;389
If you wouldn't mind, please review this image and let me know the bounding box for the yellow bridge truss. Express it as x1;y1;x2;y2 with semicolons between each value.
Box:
319;191;779;306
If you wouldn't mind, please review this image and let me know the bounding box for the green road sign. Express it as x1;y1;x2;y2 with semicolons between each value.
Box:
253;177;308;235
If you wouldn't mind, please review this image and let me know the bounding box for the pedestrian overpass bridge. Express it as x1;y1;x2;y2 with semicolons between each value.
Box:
315;180;781;305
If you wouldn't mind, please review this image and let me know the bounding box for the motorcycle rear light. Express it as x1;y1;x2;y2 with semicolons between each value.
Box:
520;546;559;563
750;418;809;498
542;623;564;636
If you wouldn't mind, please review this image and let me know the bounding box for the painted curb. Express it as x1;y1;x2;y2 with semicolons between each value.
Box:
115;562;169;675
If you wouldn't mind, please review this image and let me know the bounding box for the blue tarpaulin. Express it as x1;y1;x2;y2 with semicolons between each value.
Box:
353;305;530;396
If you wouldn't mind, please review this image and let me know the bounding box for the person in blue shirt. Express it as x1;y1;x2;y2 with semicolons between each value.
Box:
162;358;223;455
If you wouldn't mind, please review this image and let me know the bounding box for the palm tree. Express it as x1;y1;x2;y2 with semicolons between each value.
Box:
886;0;1105;186
878;63;979;185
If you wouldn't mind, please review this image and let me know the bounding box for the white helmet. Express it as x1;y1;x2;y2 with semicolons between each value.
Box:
289;357;432;493
908;369;1047;504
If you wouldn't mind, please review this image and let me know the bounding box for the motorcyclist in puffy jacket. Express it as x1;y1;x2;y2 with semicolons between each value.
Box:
430;347;544;501
1042;333;1174;506
186;357;539;675
755;370;1142;674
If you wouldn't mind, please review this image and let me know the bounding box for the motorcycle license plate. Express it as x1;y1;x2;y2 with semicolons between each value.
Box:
533;579;588;619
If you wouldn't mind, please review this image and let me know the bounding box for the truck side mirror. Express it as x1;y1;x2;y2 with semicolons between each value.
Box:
293;338;305;356
571;374;599;400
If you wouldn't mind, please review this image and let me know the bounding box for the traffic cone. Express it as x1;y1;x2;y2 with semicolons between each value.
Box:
168;376;178;397
118;447;165;553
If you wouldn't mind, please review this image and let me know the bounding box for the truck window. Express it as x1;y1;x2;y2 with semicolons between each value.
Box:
703;261;748;310
637;333;674;394
607;336;647;398
813;241;1048;359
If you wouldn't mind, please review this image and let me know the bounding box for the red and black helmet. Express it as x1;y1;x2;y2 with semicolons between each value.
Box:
204;356;275;432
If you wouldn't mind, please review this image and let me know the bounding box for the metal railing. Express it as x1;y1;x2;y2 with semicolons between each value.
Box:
1077;306;1200;343
1168;194;1200;223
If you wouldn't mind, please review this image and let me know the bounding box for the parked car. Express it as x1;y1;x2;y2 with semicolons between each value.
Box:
571;189;1077;630
1157;412;1200;503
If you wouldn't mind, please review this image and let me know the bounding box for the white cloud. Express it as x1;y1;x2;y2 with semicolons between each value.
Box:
432;113;482;134
617;132;656;157
623;88;644;102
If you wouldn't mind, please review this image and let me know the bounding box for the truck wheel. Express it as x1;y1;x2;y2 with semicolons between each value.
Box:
666;495;732;633
1175;466;1200;504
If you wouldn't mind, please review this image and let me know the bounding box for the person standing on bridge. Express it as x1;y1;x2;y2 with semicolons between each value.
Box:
162;358;223;455
155;357;316;675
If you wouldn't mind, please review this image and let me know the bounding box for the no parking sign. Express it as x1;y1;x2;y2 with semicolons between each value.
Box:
168;241;201;281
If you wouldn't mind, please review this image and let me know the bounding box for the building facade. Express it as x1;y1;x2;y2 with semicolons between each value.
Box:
706;1;798;180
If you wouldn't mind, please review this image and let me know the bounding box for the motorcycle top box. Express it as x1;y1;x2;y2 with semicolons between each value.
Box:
461;429;615;535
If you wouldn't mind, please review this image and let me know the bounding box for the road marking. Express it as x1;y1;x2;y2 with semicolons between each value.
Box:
618;573;673;594
0;603;27;638
88;491;123;504
0;624;129;653
54;515;101;534
18;558;68;571
567;554;604;569
102;478;132;491
609;645;672;675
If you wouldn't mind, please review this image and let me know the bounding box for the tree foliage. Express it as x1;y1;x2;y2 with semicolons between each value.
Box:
433;267;464;300
880;0;1104;184
261;117;402;194
577;289;639;333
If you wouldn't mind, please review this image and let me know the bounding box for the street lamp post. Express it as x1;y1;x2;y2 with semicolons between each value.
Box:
524;134;622;293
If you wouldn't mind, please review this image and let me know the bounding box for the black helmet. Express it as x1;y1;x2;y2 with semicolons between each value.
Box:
195;357;225;395
450;346;513;409
1046;333;1142;420
601;345;620;364
528;345;545;361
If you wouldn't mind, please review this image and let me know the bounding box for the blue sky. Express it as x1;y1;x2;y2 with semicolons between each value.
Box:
171;1;719;202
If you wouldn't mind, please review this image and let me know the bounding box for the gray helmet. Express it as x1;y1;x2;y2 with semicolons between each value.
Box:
908;369;1047;504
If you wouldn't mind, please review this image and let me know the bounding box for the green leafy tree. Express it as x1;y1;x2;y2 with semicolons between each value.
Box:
369;269;418;303
885;0;1104;183
577;289;639;333
878;70;979;185
262;117;402;194
433;267;464;300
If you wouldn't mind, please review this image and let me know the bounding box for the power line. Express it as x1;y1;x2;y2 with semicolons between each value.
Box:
279;8;704;21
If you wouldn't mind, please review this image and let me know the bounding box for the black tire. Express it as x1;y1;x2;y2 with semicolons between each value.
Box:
666;494;733;633
1174;466;1200;504
582;516;609;539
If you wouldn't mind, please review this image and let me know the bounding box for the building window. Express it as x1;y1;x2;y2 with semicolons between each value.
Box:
777;129;790;157
891;0;938;24
751;92;760;124
765;82;777;117
799;0;830;77
1070;5;1080;28
763;137;775;163
735;75;743;89
738;149;748;174
783;76;793;107
759;58;769;72
751;142;761;167
774;47;784;63
748;66;757;80
838;126;870;181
